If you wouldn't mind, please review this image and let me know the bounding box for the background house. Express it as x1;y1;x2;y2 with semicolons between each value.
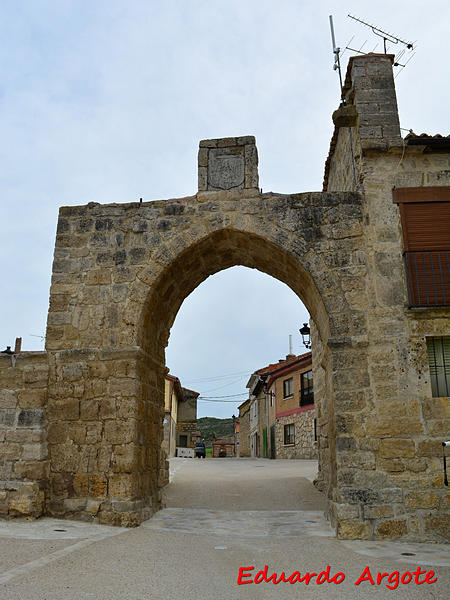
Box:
241;351;316;459
269;352;316;459
177;387;200;450
163;374;183;458
237;399;250;457
212;435;236;457
233;415;240;456
163;375;199;458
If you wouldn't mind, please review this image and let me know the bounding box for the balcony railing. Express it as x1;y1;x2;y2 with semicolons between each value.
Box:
404;250;450;307
299;390;314;407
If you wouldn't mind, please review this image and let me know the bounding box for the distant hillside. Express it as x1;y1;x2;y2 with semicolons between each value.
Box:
197;416;234;447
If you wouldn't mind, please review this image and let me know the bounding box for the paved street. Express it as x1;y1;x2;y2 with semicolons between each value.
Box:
1;457;449;599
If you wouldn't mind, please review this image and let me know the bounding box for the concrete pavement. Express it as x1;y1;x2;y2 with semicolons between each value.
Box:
0;457;448;599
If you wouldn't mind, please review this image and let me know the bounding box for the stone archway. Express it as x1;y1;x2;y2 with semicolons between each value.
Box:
137;227;334;509
43;152;367;529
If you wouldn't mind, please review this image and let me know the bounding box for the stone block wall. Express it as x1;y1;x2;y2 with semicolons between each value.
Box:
350;54;402;151
45;347;160;526
324;52;450;541
325;53;403;192
0;352;48;518
275;408;317;459
310;321;330;493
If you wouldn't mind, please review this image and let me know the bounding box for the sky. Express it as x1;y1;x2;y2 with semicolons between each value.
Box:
1;0;449;417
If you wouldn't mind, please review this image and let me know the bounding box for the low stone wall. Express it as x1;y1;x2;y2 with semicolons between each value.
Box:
0;352;48;518
275;407;317;459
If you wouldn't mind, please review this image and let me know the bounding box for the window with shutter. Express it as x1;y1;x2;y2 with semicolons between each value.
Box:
393;187;450;307
426;337;450;397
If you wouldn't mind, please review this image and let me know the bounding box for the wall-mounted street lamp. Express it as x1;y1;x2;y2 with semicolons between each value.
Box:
299;323;311;349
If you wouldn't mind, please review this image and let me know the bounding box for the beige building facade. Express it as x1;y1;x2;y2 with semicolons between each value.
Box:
162;375;181;459
161;375;199;460
0;53;448;540
270;353;317;460
243;352;316;460
176;387;200;451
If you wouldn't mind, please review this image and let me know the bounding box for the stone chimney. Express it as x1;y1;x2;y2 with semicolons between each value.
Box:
333;53;402;151
198;136;259;192
14;337;22;354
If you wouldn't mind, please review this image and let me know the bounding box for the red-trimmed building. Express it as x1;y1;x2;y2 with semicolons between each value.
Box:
241;352;317;459
212;436;236;457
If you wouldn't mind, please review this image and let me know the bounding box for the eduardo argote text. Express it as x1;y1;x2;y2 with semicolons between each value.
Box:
237;564;438;590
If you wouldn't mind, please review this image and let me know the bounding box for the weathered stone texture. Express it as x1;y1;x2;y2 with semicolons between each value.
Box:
0;352;48;518
275;409;317;459
198;136;258;191
324;53;450;542
42;347;159;526
32;188;365;526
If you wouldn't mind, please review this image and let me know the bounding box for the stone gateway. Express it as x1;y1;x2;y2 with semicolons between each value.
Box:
1;54;449;541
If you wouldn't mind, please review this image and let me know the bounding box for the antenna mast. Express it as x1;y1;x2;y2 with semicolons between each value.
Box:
329;15;344;102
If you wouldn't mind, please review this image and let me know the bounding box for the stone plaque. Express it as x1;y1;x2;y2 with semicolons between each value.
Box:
198;136;258;192
208;149;245;190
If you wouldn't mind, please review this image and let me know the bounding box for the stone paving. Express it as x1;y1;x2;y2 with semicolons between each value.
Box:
0;458;449;599
143;508;333;539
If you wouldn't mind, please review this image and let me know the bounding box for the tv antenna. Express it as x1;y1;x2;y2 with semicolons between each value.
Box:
30;333;46;342
347;14;416;72
329;15;344;102
348;14;413;53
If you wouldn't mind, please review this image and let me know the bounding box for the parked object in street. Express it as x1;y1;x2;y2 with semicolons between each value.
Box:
177;447;195;458
195;441;206;458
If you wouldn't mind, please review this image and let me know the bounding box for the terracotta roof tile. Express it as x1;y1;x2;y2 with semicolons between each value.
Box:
254;352;312;376
405;132;450;140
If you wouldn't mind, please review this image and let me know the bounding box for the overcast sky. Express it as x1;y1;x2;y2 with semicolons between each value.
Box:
1;1;448;418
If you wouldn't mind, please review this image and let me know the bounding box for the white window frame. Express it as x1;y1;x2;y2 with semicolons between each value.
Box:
283;423;295;445
283;377;293;399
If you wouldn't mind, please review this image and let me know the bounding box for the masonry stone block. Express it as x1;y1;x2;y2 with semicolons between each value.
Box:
0;409;16;427
17;409;44;427
0;390;17;409
405;491;440;510
379;439;415;458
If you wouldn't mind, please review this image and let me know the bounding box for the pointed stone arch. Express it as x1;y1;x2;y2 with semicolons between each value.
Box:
137;227;332;357
41;188;367;527
132;225;338;520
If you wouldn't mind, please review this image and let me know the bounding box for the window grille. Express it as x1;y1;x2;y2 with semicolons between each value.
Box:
426;337;450;397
